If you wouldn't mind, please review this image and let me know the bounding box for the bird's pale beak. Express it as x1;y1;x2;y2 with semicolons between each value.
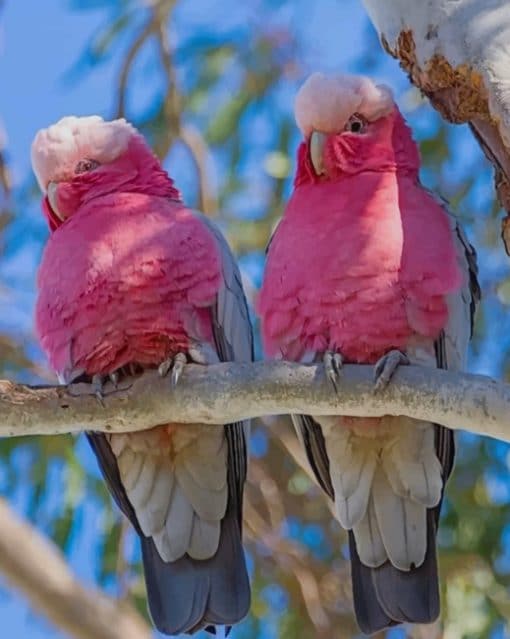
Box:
310;131;326;176
47;182;65;221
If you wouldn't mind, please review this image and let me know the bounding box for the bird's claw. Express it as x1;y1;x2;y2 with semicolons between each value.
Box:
171;353;187;386
91;374;106;407
158;352;188;387
90;366;138;404
158;359;172;378
373;349;409;392
108;371;119;388
323;350;343;393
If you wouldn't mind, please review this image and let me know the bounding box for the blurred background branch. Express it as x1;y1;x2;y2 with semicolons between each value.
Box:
0;498;152;639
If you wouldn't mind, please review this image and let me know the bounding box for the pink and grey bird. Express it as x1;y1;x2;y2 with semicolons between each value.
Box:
32;115;252;635
258;73;480;633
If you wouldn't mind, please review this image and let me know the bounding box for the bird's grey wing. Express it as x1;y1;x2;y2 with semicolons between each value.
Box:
433;202;480;489
291;414;334;499
439;203;480;366
193;212;253;626
201;215;253;364
198;212;253;519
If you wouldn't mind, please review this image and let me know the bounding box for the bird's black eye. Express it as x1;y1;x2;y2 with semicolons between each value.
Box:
344;114;366;134
75;159;100;174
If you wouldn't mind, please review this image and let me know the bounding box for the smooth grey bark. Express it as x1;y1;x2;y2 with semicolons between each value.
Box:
1;362;508;441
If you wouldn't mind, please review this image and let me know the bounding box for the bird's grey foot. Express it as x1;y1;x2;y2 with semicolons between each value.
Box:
323;350;344;392
373;349;409;392
158;352;188;387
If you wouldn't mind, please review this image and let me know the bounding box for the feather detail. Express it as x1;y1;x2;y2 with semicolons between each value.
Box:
325;424;377;528
127;456;157;507
381;420;443;508
175;463;228;521
318;415;443;571
183;433;228;491
154;482;194;562
113;425;228;562
117;447;143;491
372;466;427;571
136;464;174;537
352;494;386;568
189;516;222;560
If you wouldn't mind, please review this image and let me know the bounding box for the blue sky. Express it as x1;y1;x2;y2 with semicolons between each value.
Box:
0;1;508;638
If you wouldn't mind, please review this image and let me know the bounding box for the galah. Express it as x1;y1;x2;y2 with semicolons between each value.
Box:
258;73;480;633
31;115;252;636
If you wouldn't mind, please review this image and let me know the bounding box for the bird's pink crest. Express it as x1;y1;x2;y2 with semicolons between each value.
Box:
31;116;136;191
294;72;394;137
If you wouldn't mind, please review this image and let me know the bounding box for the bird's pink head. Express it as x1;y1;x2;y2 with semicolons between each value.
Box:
31;116;181;231
293;72;420;185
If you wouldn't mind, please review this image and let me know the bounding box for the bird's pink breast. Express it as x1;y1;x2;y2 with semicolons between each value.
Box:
259;172;461;363
36;193;222;376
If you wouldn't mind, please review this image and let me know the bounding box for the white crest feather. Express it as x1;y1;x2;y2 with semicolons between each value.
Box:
31;115;136;191
294;72;394;137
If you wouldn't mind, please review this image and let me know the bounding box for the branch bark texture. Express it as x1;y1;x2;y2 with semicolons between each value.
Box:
1;362;508;441
0;498;152;639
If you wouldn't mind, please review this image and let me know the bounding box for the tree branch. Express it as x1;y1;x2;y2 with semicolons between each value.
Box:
152;5;218;215
0;498;151;639
114;15;155;119
179;123;218;216
0;362;508;441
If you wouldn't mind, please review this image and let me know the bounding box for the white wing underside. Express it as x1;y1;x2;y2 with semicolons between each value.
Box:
111;424;228;561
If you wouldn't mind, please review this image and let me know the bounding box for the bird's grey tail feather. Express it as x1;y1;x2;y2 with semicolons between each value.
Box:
142;504;250;636
349;509;440;634
86;431;250;636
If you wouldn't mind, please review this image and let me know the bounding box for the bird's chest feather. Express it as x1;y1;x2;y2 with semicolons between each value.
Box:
260;174;460;362
36;195;222;375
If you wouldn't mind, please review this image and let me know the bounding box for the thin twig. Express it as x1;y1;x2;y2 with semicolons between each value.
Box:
153;6;217;214
154;6;180;151
115;16;156;119
179;123;218;215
